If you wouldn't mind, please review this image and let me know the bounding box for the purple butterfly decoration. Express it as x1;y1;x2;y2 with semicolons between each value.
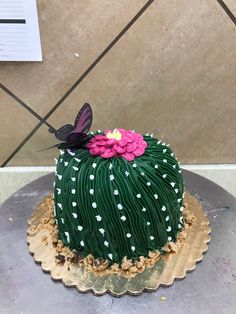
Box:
48;103;93;150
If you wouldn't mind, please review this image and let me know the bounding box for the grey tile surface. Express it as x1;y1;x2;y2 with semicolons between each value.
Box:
0;0;236;166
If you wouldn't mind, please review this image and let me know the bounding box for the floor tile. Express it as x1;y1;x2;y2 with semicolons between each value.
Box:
8;124;58;166
47;0;236;164
0;0;146;116
0;90;38;165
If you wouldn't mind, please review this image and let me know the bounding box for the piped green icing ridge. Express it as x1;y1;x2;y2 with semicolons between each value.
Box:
54;134;184;264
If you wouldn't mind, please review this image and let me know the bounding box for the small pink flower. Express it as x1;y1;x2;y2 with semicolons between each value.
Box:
87;129;147;161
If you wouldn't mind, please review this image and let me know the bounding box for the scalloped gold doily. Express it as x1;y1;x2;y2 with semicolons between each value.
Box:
27;192;211;297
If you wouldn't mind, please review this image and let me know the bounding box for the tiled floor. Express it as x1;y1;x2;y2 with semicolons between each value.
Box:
0;0;235;166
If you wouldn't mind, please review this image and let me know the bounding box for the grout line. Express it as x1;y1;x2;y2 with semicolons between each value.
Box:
216;0;236;25
1;164;236;172
1;0;155;168
0;82;56;132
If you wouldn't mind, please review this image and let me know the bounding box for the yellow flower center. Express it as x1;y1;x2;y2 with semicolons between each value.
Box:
106;129;122;141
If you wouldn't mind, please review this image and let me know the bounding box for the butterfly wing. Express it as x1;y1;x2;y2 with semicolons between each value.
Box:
46;103;93;151
53;124;74;141
71;103;93;134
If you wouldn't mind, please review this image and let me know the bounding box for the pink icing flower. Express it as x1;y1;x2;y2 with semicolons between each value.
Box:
87;129;147;161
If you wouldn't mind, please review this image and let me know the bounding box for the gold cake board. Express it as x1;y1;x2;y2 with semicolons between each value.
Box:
27;192;211;297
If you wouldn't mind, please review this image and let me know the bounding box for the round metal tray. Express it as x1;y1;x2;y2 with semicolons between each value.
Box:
0;170;236;314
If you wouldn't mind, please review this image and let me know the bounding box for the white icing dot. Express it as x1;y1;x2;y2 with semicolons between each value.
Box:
170;182;175;187
92;163;97;168
178;161;181;165
162;142;166;146
147;182;151;186
147;221;151;225
109;163;113;170
68;150;75;156
154;194;158;199
150;133;153;137
90;175;95;180
77;225;83;231
178;170;182;173
150;236;155;240
114;190;119;195
108;253;113;260
178;224;182;229
168;236;172;241
175;189;179;193
161;206;166;211
163;149;167;153
142;207;147;212
173;165;176;169
167;226;172;232
132;163;137;168
71;177;76;182
65;232;70;243
167;144;170;147
170;153;174;156
57;203;62;209
117;204;123;210
89;189;94;195
121;215;126;221
125;171;129;177
80;240;84;246
154;164;158;169
163;159;167;163
180;206;184;212
145;133;149;136
136;194;141;198
92;202;97;208
97;130;102;133
53;181;55;187
141;172;145;176
96;215;102;221
104;241;109;247
131;246;135;251
157;140;161;144
177;198;182;203
61;218;64;224
54;158;58;165
72;213;77;219
89;131;94;135
73;166;78;171
180;216;184;223
126;233;131;238
162;174;167;178
59;149;64;155
110;175;114;181
56;174;62;180
74;158;81;162
72;201;77;207
99;228;105;235
165;216;170;221
64;161;68;166
71;189;76;194
56;188;61;195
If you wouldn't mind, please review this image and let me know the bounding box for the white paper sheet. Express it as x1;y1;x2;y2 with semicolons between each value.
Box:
0;0;42;61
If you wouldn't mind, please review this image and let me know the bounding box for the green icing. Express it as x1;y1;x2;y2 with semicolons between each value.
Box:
54;134;184;264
